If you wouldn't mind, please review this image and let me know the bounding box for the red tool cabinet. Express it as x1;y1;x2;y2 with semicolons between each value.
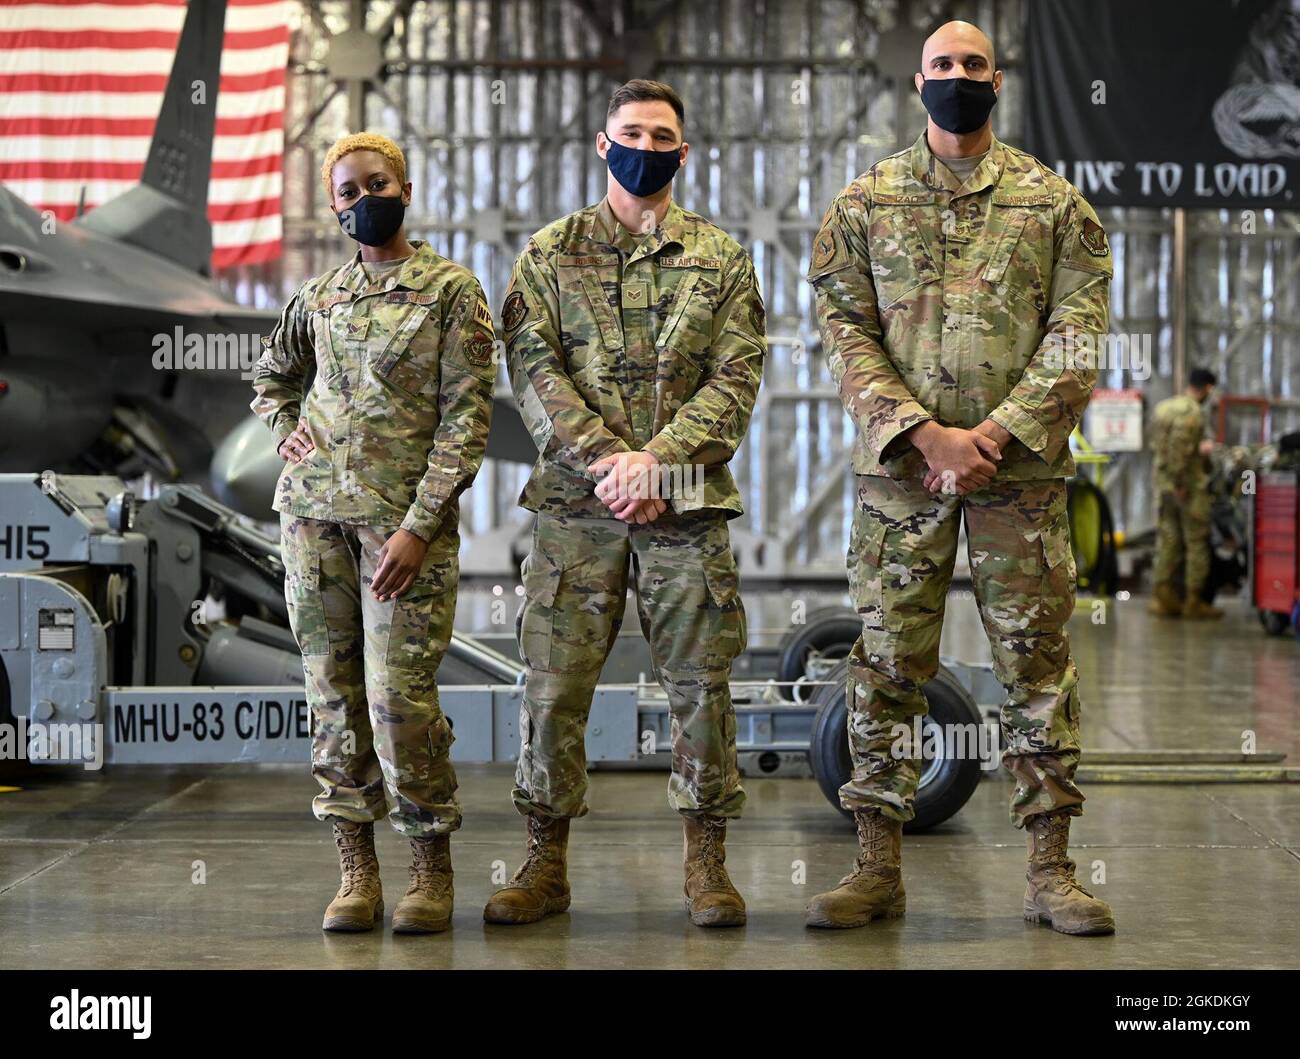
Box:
1253;471;1300;634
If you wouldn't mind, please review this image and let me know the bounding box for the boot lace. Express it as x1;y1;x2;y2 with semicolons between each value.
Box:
841;813;897;886
334;823;379;899
407;838;452;899
511;816;559;887
690;818;733;893
1032;815;1096;897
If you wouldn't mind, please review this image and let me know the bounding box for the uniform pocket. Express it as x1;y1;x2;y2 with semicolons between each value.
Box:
558;257;622;370
285;543;330;656
1040;511;1076;578
702;548;747;667
1037;508;1077;631
385;569;438;669
849;509;938;633
374;299;438;397
983;205;1050;315
848;512;888;631
702;548;739;607
518;552;562;671
869;207;941;309
655;274;704;353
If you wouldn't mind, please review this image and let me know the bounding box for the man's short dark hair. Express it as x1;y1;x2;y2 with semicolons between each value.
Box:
607;79;685;130
1189;368;1218;389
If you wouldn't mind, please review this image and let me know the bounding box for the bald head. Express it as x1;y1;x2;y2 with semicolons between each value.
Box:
913;18;1002;140
920;20;996;80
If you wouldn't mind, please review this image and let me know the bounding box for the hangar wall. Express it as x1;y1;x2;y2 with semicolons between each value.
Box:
216;0;1300;574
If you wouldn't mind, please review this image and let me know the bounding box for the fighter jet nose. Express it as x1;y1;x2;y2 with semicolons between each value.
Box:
211;417;283;521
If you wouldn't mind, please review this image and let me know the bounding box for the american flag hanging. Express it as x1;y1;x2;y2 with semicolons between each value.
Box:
0;0;291;270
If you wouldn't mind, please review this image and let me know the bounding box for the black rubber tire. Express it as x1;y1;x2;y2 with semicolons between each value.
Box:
774;608;862;701
808;658;985;832
1258;608;1291;636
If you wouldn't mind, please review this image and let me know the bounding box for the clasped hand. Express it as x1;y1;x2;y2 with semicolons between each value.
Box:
912;420;1011;495
588;450;668;524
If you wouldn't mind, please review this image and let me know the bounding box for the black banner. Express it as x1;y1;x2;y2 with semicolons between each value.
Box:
1024;0;1300;208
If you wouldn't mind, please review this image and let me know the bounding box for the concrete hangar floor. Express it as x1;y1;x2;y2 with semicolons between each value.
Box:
1;592;1297;970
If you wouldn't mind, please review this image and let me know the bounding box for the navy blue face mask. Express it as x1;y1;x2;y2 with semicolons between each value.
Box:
605;139;682;197
337;192;406;247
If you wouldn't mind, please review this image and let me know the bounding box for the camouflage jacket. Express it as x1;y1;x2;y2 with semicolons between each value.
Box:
808;131;1112;481
249;240;496;542
502;197;766;518
1151;393;1208;492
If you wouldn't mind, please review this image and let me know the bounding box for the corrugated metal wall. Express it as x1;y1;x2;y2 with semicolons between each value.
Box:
218;0;1300;575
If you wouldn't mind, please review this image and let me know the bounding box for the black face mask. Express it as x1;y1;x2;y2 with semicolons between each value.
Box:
337;192;406;246
920;77;998;134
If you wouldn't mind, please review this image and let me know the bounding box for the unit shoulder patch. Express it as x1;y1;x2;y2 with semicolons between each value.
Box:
465;329;495;367
1080;217;1109;257
809;222;847;278
502;290;528;331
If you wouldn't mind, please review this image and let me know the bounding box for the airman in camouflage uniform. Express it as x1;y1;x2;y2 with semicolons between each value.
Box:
806;20;1115;936
1150;370;1221;619
484;80;765;929
251;133;496;934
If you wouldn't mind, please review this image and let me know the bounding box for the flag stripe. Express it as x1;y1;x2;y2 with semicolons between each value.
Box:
0;67;287;92
4;2;290;29
0;27;290;51
0;45;289;76
3;127;286;162
0;112;285;137
0;155;283;181
2;86;285;119
4;173;284;207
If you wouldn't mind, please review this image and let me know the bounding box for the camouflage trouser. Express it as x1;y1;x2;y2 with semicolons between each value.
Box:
841;475;1085;829
1152;484;1211;598
513;509;747;819
280;512;461;837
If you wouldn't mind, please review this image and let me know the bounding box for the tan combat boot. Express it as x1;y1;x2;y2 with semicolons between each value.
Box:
482;814;571;925
392;833;453;934
683;815;746;927
1147;583;1183;617
1023;811;1116;935
1182;597;1224;620
322;820;384;932
805;809;906;929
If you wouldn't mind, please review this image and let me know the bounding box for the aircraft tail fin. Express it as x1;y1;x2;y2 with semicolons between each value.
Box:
75;0;227;276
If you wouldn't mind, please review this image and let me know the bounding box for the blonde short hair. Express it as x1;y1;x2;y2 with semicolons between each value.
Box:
320;132;407;201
